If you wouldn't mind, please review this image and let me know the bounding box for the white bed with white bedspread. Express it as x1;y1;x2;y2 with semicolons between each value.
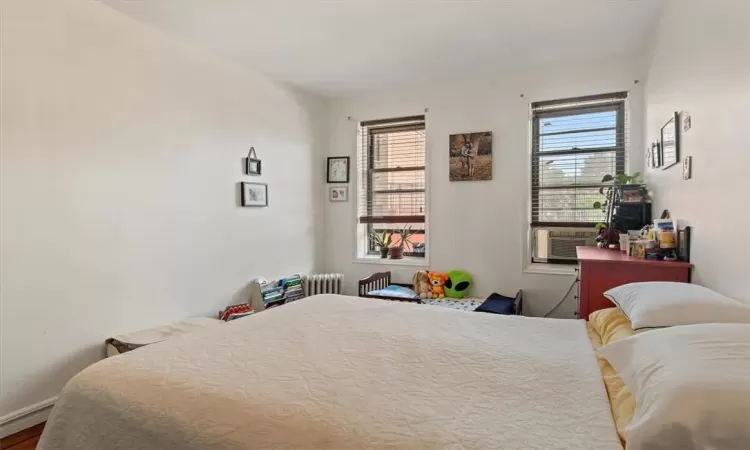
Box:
40;295;621;449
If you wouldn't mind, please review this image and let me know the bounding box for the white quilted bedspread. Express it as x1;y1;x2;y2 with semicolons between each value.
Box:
40;295;621;450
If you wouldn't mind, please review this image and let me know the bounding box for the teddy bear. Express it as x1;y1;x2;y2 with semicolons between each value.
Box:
428;272;448;299
412;270;432;299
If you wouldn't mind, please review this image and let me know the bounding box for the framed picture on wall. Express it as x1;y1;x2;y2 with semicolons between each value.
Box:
241;182;268;207
329;186;349;202
244;147;262;176
245;158;261;176
661;112;680;169
448;132;493;181
327;157;350;183
651;141;662;168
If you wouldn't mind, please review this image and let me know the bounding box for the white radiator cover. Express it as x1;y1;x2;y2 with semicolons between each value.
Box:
303;274;344;296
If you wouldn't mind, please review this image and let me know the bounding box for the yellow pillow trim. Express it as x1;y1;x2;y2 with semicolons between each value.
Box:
588;308;636;445
590;307;635;346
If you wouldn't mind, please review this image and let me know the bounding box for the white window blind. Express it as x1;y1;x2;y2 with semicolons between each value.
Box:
531;92;628;227
358;115;426;256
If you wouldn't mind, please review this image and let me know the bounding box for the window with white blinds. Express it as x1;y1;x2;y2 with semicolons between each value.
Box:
531;92;628;228
358;115;426;258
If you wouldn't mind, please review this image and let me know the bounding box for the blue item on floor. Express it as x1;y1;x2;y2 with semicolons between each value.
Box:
475;292;522;315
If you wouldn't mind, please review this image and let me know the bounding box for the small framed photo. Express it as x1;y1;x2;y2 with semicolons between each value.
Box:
329;186;348;202
683;113;692;132
661;112;680;169
245;147;262;176
241;182;268;207
683;156;692;180
327;157;350;183
651;141;662;168
245;158;261;176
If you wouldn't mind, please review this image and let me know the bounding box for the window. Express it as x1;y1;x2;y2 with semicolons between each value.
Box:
358;116;426;259
530;92;628;264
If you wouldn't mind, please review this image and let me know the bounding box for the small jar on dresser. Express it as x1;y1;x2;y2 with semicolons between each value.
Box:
576;247;692;320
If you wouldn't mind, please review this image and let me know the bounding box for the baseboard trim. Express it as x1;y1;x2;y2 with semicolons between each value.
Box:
0;397;57;438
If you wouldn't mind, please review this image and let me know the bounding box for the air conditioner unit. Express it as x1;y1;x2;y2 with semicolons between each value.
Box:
535;228;598;261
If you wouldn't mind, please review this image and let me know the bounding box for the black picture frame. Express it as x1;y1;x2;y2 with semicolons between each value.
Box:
240;182;268;207
651;141;662;168
327;156;350;183
660;112;680;170
245;158;262;176
244;147;262;176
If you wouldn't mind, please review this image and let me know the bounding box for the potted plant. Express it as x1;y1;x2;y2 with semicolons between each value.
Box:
595;223;620;248
388;225;415;260
592;173;646;214
368;230;392;258
593;173;649;248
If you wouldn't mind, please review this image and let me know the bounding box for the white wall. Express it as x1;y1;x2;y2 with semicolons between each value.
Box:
644;0;750;300
322;57;646;317
0;0;324;435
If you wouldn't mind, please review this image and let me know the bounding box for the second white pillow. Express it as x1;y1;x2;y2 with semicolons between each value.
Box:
603;282;750;331
598;323;750;450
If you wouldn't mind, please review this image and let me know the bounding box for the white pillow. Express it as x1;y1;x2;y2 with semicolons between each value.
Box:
598;323;750;450
603;282;750;331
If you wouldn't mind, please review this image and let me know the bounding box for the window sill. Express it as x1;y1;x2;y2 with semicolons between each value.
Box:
354;256;429;267
523;263;577;276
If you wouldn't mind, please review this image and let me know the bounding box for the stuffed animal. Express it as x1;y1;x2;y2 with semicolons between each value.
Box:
445;270;473;299
428;272;448;299
412;270;432;299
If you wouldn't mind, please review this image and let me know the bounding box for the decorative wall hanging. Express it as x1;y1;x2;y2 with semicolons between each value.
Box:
683;156;692;180
245;147;262;176
241;182;268;207
329;186;349;202
327;157;350;183
651;141;662;168
661;112;680;169
449;132;492;181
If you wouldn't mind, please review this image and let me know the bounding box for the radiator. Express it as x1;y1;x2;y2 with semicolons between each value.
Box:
303;273;344;296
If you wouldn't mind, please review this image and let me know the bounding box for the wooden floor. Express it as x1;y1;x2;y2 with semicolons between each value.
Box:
0;423;44;450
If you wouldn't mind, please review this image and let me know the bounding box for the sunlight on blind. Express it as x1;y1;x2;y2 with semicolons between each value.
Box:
358;116;426;225
531;93;628;227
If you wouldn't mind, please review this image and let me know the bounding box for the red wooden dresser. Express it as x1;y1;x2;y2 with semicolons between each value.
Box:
576;247;692;320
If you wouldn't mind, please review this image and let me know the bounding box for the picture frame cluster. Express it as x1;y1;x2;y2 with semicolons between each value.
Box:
650;111;691;178
241;147;267;207
327;156;350;202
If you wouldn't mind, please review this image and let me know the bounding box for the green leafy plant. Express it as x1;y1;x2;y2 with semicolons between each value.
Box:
369;230;392;249
395;225;416;249
593;172;644;212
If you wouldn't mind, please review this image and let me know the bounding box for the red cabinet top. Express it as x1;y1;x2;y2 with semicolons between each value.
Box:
576;247;693;268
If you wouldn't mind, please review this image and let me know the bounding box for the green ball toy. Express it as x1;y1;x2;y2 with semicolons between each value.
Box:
444;270;473;299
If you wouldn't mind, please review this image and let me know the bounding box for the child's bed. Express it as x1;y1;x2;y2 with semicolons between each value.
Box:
358;271;423;303
358;271;523;315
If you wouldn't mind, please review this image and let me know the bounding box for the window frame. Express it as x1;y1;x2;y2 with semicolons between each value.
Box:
357;116;428;262
530;99;626;229
529;93;627;266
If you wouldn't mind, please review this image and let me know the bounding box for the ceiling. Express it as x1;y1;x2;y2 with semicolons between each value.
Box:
103;0;665;96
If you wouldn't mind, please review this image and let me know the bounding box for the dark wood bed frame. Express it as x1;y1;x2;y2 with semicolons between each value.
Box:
358;272;423;303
